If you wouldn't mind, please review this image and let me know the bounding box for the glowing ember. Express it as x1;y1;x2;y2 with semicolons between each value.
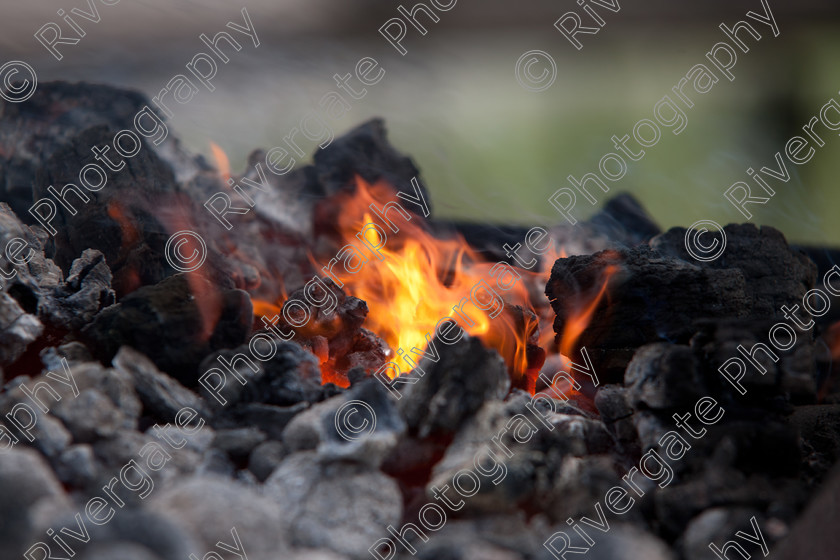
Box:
252;299;283;319
826;321;840;361
107;201;140;250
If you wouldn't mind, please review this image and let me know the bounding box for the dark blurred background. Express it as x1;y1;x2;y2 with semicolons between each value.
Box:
2;0;839;244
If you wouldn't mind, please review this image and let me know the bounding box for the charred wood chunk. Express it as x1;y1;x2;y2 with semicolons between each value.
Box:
313;118;431;211
338;327;391;375
42;249;115;330
244;340;324;406
35;125;181;295
590;192;662;244
398;334;511;438
546;225;817;378
1;202;118;340
0;202;61;343
81;273;252;384
198;339;323;411
0;202;61;291
442;193;660;266
32;123;236;298
651;224;817;316
0;82;173;218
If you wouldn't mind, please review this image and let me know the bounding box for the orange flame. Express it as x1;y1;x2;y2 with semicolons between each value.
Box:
252;299;283;319
209;141;231;182
319;178;542;387
527;245;616;394
559;264;619;356
267;177;617;394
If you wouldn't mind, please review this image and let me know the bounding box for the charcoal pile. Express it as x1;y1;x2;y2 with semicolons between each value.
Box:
0;82;839;560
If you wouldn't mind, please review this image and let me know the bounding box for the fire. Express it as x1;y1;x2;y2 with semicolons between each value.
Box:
209;141;231;182
558;263;619;356
529;246;617;395
252;299;283;319
263;176;617;394
322;178;539;387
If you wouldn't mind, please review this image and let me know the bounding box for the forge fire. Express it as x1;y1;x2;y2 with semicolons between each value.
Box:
245;174;598;394
3;2;840;560
2;93;839;559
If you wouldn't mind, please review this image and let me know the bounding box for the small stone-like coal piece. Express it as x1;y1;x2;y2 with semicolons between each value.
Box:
81;273;252;383
397;334;511;439
197;339;324;410
112;346;210;422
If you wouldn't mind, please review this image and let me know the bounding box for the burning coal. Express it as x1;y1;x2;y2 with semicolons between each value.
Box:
244;170;615;394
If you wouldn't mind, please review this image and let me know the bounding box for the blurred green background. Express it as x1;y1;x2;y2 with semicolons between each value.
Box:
3;0;839;245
